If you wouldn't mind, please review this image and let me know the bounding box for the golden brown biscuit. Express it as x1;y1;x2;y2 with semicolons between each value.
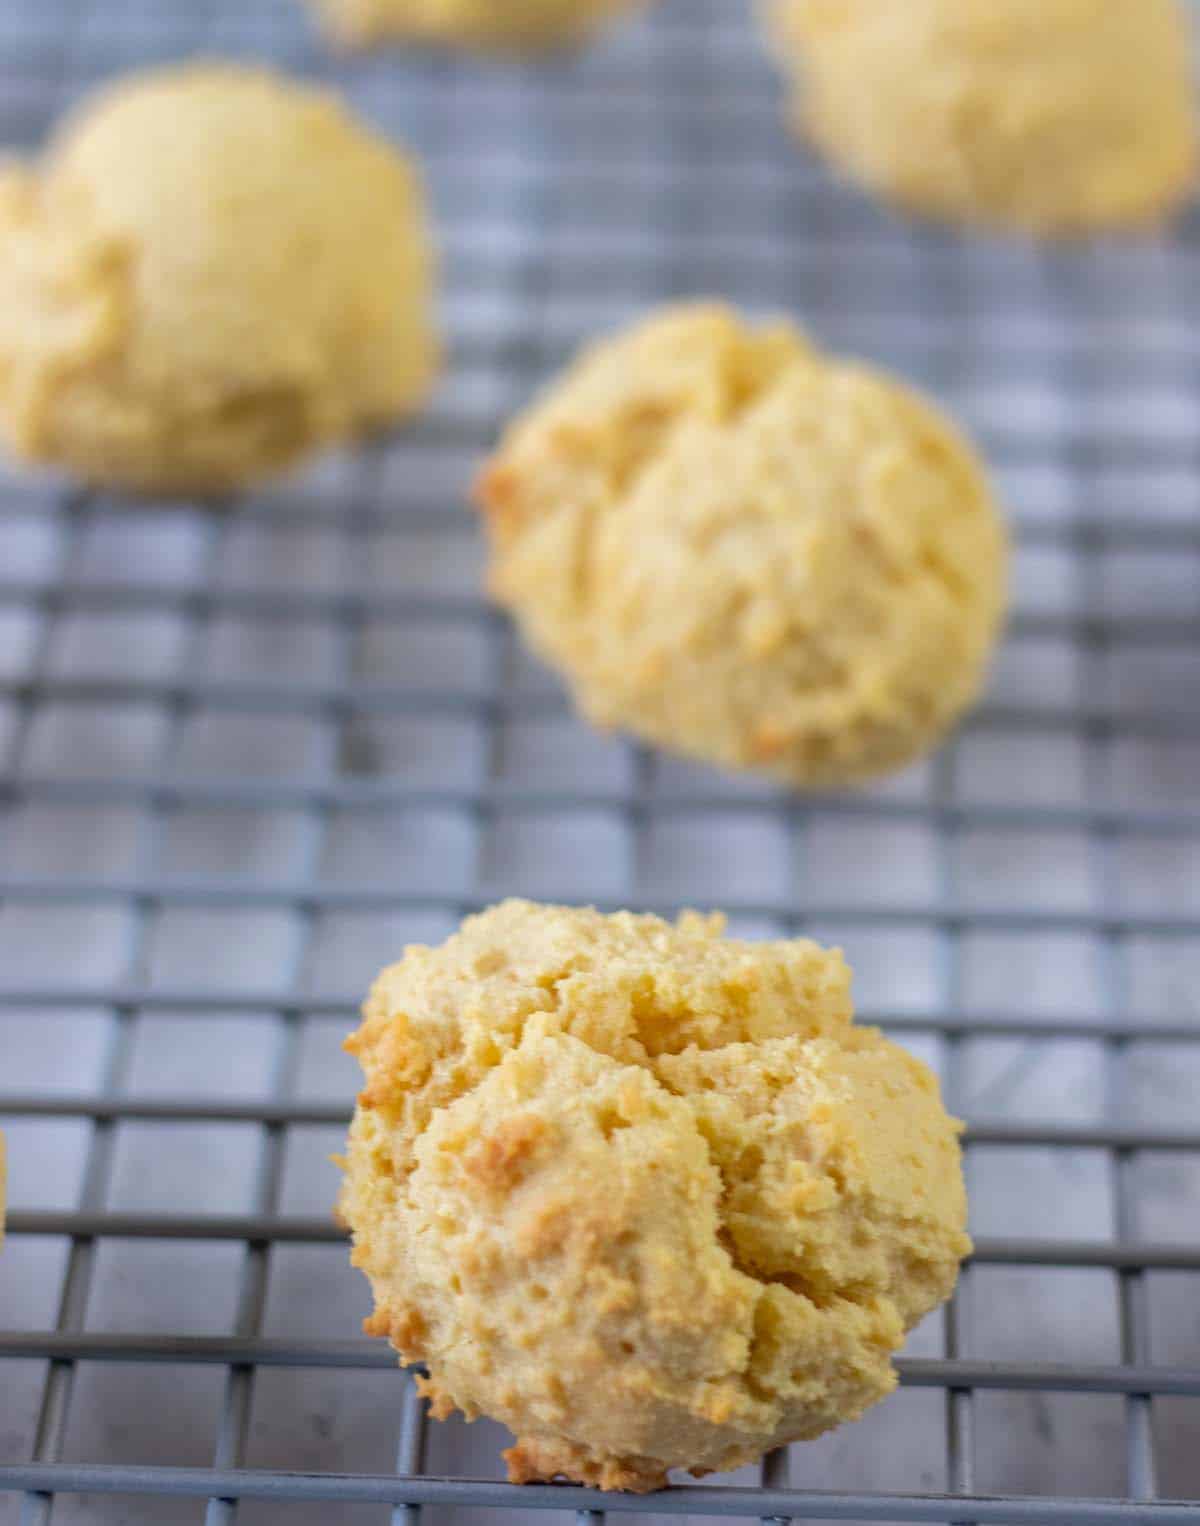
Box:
310;0;650;52
342;899;970;1491
477;303;1006;790
0;64;438;496
765;0;1196;235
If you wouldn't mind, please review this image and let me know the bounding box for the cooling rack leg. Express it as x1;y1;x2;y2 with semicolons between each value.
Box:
392;1376;429;1526
761;1445;792;1526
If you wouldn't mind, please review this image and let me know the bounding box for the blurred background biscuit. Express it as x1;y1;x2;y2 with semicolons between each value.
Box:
765;0;1196;234
309;0;653;52
0;64;439;496
479;302;1007;790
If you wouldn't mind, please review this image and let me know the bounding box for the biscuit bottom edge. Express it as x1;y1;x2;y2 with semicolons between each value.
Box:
504;1435;669;1494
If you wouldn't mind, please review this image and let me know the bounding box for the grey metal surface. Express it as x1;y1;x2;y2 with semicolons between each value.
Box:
1;0;1200;1523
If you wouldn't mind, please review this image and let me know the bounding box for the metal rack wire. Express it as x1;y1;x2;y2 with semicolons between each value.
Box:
1;0;1200;1522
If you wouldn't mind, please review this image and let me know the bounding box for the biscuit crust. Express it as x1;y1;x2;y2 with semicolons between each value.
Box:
342;900;971;1490
477;303;1007;789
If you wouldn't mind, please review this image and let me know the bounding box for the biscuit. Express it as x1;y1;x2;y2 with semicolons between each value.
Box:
477;303;1006;789
310;0;649;51
0;64;438;496
765;0;1196;235
342;899;970;1491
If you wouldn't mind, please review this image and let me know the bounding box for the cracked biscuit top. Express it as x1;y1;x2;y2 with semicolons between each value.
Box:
341;899;971;1491
477;303;1007;790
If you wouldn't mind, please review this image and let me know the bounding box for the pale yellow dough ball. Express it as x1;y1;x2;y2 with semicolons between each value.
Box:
310;0;650;52
342;899;971;1492
0;65;439;496
766;0;1196;235
477;303;1007;790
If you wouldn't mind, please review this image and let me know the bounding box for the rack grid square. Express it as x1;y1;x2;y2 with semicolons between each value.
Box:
1;0;1199;1523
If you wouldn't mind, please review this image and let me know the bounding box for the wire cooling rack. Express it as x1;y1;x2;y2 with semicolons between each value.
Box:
2;0;1200;1523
